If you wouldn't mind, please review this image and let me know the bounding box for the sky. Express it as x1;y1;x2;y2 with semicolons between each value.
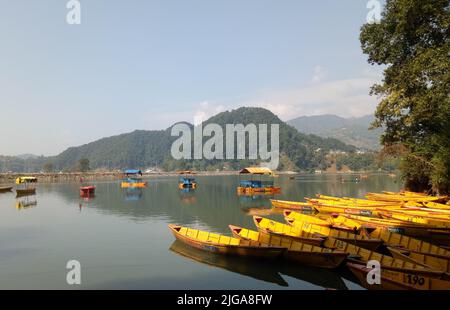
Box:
0;0;385;156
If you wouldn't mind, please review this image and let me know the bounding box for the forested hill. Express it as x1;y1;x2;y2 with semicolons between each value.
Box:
0;107;356;172
288;114;383;150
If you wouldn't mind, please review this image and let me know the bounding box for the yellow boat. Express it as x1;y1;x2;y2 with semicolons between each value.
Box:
254;216;383;251
168;224;286;259
380;212;450;228
366;192;446;203
229;225;347;269
347;262;450;290
284;210;359;232
270;199;316;212
344;214;450;241
312;203;384;217
368;227;450;257
310;197;400;208
315;194;401;207
387;247;450;273
263;218;443;277
424;202;450;210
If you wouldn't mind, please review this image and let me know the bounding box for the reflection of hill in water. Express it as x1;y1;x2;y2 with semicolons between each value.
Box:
42;175;400;234
170;240;348;289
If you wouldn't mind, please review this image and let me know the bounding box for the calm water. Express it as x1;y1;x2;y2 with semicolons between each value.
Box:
0;174;402;289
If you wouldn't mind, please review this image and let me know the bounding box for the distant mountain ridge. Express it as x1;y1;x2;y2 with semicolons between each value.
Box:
0;107;358;172
287;114;383;150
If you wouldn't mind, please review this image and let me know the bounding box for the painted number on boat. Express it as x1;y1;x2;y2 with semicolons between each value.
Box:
404;274;426;286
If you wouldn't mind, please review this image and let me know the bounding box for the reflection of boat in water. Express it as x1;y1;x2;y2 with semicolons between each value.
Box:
120;170;147;188
0;186;13;193
169;240;288;287
170;241;349;289
15;176;37;197
241;207;280;217
15;195;37;210
180;190;197;205
80;186;95;198
124;188;143;201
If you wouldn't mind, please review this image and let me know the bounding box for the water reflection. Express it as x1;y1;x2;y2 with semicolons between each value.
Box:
170;240;289;287
123;188;143;201
170;240;349;289
0;174;402;289
15;194;37;210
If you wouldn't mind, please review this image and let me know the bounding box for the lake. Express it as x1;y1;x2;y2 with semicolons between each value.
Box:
0;174;402;289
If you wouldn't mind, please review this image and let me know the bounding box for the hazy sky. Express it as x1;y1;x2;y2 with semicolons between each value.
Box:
0;0;385;156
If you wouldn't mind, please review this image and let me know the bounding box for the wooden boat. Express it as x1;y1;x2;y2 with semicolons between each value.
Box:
237;167;281;195
387;247;450;273
254;216;382;251
347;262;450;290
168;224;286;259
80;186;95;198
424;202;450;211
262;217;442;276
270;199;316;212
283;211;331;227
15;176;37;197
366;192;447;203
0;186;13;193
343;214;450;241
311;203;384;217
367;227;450;257
380;212;450;228
284;211;360;232
315;194;401;207
229;225;347;269
252;216;324;246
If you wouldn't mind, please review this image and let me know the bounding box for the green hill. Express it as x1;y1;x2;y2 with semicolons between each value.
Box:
287;114;383;150
0;107;357;172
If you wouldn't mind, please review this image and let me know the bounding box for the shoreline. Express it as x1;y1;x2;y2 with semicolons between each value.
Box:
0;170;397;184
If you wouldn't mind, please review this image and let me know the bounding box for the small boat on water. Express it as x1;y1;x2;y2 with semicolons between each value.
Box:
168;224;286;259
15;177;37;197
270;199;316;212
178;171;197;190
229;225;347;269
80;186;95;198
368;227;450;257
237;167;281;195
120;170;147;188
387;246;450;273
254;216;382;251
0;186;13;193
347;262;450;290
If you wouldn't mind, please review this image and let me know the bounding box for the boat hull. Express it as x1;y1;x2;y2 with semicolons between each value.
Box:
347;262;450;290
169;225;285;259
0;186;13;193
16;188;36;197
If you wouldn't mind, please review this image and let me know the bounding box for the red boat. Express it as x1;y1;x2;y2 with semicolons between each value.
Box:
80;186;95;198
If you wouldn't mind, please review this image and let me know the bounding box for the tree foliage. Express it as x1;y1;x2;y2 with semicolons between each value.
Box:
360;0;450;193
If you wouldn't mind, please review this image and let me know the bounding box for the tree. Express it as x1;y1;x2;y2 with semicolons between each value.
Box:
43;162;54;173
78;158;90;172
360;0;450;193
